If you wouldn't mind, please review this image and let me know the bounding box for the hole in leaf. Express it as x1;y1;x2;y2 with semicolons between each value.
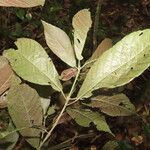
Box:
131;67;133;70
119;102;126;107
144;54;146;57
77;38;80;43
30;120;34;125
139;32;143;36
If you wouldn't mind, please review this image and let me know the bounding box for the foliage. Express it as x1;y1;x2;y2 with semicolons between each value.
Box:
0;1;150;149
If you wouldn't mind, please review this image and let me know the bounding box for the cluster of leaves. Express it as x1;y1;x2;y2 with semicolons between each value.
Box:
0;0;150;149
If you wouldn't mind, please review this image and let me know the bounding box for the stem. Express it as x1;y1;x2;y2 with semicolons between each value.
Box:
93;0;103;50
39;61;81;148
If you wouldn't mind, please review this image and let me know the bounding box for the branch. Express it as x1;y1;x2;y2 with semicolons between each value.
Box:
93;0;103;51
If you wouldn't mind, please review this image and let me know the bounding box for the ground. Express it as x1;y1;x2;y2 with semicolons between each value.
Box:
0;0;150;150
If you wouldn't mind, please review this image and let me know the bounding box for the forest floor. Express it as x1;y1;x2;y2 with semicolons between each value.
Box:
0;0;150;150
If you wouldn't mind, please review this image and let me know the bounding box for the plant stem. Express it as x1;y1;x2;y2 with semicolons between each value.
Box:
93;0;103;50
39;61;81;149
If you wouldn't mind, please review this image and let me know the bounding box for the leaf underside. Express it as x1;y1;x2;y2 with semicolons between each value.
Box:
7;84;43;148
4;38;62;91
84;94;136;116
0;0;45;7
77;29;150;99
73;9;92;60
67;108;112;134
42;21;76;67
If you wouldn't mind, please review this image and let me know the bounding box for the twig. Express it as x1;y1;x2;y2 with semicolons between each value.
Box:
93;0;103;51
39;61;81;148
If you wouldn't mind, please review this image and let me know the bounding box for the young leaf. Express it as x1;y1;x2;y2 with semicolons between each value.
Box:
4;38;62;91
67;108;112;134
60;68;77;81
83;94;136;116
0;56;13;95
73;9;92;60
77;29;150;99
42;21;76;67
0;0;45;7
7;84;43;148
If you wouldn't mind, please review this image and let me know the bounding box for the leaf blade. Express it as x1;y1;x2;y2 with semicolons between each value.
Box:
77;29;150;99
83;94;136;116
0;0;45;7
90;38;112;61
7;84;43;148
0;56;13;95
4;38;62;91
67;108;112;134
73;9;92;60
42;21;76;67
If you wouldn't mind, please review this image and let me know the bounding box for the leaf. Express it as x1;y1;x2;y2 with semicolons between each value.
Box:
0;91;8;108
0;0;45;7
7;84;43;148
40;98;50;115
90;38;112;61
42;21;76;67
77;29;150;99
4;38;62;91
0;121;19;150
83;94;136;116
81;38;112;81
102;141;118;150
67;108;112;134
0;56;13;95
73;9;92;60
60;68;77;81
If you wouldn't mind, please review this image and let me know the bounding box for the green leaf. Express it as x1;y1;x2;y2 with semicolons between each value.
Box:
0;0;45;7
67;108;112;134
73;9;92;60
0;56;13;95
7;84;43;148
83;94;136;116
77;29;150;99
4;38;62;91
0;121;19;150
40;98;50;115
42;21;76;67
102;141;118;150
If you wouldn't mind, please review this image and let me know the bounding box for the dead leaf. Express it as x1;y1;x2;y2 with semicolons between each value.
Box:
0;91;8;108
90;38;112;61
131;135;143;146
0;56;13;95
60;68;77;81
0;0;45;7
57;112;72;125
91;145;97;150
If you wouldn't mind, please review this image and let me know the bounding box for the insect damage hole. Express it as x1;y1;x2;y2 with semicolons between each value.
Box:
139;32;143;36
77;38;81;43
